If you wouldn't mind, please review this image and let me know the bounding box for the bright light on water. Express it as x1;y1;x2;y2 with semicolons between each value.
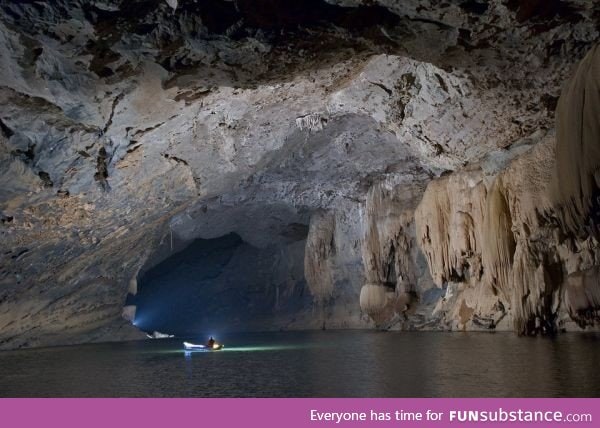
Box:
184;345;304;353
218;345;301;352
152;344;308;355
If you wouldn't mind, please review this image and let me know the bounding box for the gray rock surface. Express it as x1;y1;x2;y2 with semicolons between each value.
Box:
0;0;599;348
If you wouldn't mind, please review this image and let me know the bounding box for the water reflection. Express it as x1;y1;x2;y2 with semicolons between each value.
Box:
0;331;598;397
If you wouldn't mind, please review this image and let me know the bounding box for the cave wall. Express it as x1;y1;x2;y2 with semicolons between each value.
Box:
303;204;369;329
357;46;600;334
358;177;434;329
0;0;598;348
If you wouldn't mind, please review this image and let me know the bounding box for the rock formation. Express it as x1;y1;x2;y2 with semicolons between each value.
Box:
305;211;336;303
411;46;600;334
0;0;598;348
359;177;424;328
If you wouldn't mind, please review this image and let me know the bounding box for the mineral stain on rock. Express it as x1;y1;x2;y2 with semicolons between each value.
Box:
93;147;110;191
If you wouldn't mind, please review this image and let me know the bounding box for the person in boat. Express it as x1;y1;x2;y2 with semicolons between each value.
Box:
207;336;215;348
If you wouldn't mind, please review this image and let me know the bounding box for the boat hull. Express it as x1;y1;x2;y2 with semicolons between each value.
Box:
183;341;224;351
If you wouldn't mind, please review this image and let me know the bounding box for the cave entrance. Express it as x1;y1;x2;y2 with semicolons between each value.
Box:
131;232;308;336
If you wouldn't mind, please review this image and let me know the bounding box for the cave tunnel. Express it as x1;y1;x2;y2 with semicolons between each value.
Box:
130;230;310;336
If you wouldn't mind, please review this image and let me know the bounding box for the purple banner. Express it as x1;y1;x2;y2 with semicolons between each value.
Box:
0;398;597;428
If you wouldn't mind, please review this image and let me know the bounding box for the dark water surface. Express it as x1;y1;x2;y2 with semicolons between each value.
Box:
0;331;599;397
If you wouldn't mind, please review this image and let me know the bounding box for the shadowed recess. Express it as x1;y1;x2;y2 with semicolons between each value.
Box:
134;233;309;335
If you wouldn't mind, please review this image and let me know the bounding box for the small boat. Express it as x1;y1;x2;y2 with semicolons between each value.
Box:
183;341;224;351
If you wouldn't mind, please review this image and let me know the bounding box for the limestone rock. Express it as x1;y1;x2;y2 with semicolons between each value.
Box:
305;211;336;303
0;0;598;348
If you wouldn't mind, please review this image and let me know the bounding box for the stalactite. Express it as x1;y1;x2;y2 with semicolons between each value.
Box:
546;43;600;328
551;45;600;237
415;170;486;286
481;178;515;298
359;178;423;325
509;240;561;334
295;113;328;132
412;44;600;333
362;179;421;287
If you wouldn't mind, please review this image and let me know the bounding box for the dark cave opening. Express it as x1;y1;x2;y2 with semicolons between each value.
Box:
132;232;309;336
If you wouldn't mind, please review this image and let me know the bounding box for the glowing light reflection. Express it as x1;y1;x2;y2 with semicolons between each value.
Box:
152;344;308;355
218;345;301;352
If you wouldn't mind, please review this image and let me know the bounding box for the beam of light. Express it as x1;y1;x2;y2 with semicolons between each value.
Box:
151;344;311;355
183;344;306;353
143;344;323;359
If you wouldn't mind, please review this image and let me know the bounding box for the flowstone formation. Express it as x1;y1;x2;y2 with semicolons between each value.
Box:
374;47;600;335
0;0;598;348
